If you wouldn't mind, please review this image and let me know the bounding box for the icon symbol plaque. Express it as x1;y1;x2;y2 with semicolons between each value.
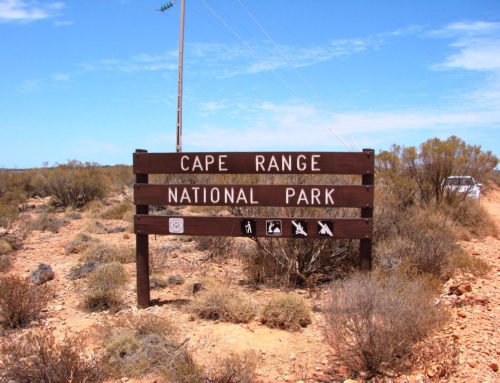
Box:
291;220;308;237
266;220;282;236
241;219;256;236
317;220;334;237
169;218;184;234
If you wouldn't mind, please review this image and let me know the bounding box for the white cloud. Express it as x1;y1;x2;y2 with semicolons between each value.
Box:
433;21;500;71
180;101;500;152
0;0;64;23
79;53;178;73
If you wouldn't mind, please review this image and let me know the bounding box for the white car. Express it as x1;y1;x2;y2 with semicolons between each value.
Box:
443;176;482;200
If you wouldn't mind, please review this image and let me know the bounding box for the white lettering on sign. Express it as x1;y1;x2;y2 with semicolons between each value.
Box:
167;186;258;205
255;154;321;172
180;155;228;172
285;187;335;205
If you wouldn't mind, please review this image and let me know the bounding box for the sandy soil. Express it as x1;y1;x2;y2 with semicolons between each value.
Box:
2;189;500;382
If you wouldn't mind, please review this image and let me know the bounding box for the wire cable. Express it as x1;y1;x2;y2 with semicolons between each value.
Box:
235;0;357;151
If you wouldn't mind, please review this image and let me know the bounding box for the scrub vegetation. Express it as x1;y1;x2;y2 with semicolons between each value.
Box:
0;136;498;381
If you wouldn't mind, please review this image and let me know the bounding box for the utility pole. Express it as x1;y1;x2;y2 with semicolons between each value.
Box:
176;0;185;153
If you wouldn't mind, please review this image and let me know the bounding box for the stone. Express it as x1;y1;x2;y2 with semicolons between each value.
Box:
457;311;467;318
489;362;499;372
192;281;203;294
468;360;478;368
30;263;54;285
67;261;98;280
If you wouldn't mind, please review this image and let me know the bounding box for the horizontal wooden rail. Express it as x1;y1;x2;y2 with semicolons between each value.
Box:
133;151;374;175
134;184;374;208
134;215;373;239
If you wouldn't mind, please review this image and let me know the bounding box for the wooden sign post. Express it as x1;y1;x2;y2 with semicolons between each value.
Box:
133;149;374;307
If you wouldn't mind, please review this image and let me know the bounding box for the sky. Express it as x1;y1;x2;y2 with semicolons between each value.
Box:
1;0;500;168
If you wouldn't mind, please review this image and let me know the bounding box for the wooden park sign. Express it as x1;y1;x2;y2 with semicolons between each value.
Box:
133;150;374;307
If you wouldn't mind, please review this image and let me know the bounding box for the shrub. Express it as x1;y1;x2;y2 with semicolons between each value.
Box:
150;274;169;289
100;313;198;379
195;236;233;259
37;161;109;208
205;351;258;383
443;197;498;239
80;242;134;264
260;293;312;331
168;274;185;285
29;213;66;233
0;203;19;228
0;329;103;382
375;205;462;278
65;232;100;254
446;252;491;277
323;272;446;376
83;262;127;312
0;274;51;329
0;238;13;255
377;136;498;204
191;286;256;323
243;237;358;286
100;200;133;220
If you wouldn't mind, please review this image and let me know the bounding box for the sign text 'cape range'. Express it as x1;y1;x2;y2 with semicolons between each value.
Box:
134;151;373;175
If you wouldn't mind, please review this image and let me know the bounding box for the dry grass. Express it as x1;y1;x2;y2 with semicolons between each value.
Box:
446;252;491;277
0;274;51;329
205;351;258;383
65;232;100;254
100;200;133;220
99;313;198;380
191;285;257;324
444;197;498;239
83;262;127;312
0;329;103;382
29;212;66;233
323;272;447;376
375;205;462;278
260;293;312;331
0;238;13;255
195;236;234;260
80;242;134;264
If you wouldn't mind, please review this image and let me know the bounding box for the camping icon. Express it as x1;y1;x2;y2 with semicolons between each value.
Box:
266;220;282;236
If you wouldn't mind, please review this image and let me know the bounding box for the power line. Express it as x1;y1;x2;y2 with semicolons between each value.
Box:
199;0;301;99
235;0;357;151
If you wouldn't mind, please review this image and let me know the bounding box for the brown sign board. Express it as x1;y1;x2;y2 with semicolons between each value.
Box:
134;215;372;239
133;149;375;308
133;151;373;175
134;184;374;208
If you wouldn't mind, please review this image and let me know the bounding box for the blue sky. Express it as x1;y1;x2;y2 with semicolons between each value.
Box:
1;0;500;168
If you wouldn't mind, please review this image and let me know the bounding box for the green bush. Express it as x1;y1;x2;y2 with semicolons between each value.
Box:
260;293;311;331
36;161;109;208
323;272;446;376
